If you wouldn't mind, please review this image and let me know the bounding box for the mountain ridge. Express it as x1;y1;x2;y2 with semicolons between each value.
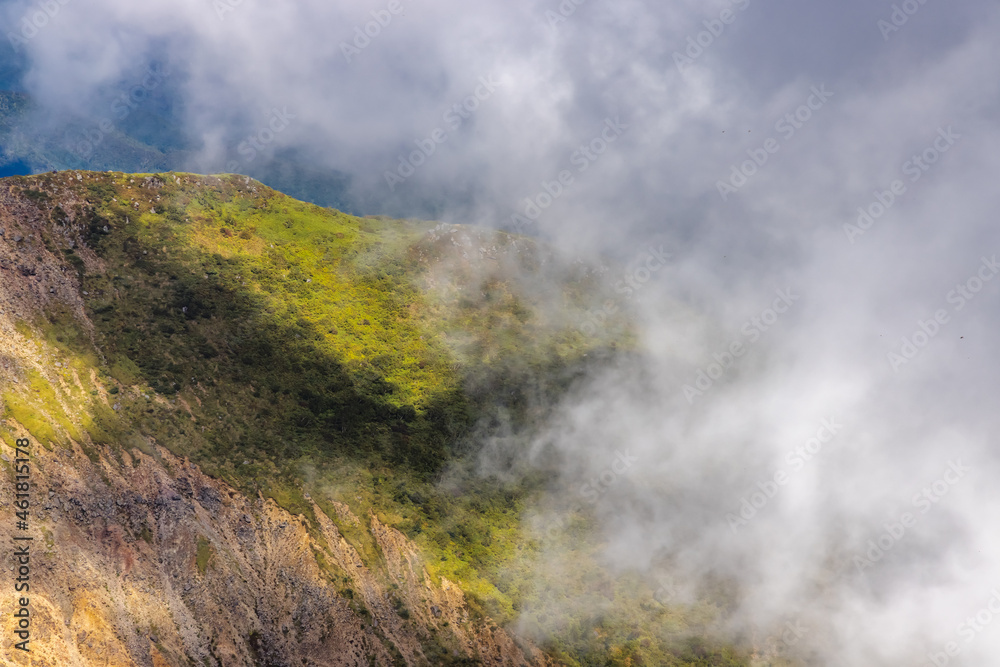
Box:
0;169;587;665
0;171;759;666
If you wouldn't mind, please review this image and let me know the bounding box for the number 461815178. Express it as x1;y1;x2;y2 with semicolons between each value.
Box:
14;438;30;524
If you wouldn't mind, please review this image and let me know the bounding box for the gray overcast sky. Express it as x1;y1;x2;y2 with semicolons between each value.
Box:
4;0;1000;663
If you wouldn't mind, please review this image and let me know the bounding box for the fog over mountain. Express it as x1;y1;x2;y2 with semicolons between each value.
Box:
5;0;1000;663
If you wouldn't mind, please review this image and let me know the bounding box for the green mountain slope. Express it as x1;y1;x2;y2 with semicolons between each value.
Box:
0;171;762;666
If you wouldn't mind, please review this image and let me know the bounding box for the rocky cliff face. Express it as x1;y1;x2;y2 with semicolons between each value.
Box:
0;172;553;666
0;439;548;666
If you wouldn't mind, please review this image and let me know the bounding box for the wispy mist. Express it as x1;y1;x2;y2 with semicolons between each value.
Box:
5;0;1000;662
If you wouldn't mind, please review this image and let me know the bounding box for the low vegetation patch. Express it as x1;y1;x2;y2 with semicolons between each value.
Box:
0;171;749;666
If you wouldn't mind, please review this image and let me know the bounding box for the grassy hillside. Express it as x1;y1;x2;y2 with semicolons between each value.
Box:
0;171;758;666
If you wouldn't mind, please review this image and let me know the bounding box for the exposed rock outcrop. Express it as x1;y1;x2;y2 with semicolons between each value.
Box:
0;173;550;667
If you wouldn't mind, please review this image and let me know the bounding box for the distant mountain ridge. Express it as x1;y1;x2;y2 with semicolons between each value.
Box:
0;83;357;214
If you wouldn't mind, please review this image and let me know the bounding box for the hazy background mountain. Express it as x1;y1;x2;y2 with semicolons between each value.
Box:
3;0;1000;664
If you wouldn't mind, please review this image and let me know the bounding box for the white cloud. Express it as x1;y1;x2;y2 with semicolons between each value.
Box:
8;0;1000;661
